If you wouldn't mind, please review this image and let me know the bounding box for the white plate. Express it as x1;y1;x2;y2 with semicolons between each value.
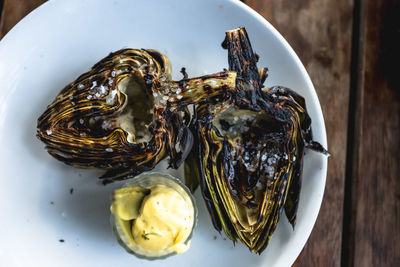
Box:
0;0;328;266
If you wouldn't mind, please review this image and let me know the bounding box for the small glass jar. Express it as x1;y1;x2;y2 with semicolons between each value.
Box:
110;172;197;260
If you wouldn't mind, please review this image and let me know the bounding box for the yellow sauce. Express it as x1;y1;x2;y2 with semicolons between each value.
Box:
111;183;194;257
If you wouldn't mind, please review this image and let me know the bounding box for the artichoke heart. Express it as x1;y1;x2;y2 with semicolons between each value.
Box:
37;49;237;183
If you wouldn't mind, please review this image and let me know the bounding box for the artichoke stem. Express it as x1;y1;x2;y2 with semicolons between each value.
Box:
154;71;237;108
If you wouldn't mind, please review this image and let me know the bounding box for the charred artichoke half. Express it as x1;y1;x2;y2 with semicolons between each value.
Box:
185;28;328;253
37;49;236;183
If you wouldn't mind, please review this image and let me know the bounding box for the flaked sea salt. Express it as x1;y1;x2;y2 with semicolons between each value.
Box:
105;148;113;152
46;130;52;135
106;90;117;103
98;85;106;95
267;157;276;165
90;81;97;90
265;166;275;177
102;120;113;130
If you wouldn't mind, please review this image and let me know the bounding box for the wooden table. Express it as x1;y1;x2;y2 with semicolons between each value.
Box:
1;0;399;266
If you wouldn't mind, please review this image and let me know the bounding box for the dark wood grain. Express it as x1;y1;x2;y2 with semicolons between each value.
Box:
246;1;353;266
347;0;400;266
0;0;46;38
0;1;4;27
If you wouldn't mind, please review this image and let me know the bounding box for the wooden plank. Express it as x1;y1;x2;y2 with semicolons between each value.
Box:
0;0;4;26
348;0;400;266
0;0;360;266
246;1;353;266
0;0;46;38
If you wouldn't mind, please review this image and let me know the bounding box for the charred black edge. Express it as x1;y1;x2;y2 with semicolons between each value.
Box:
145;49;167;73
267;86;306;108
193;118;223;232
221;137;240;201
222;28;261;89
256;172;290;254
266;86;330;156
207;125;238;238
183;145;201;193
222;27;263;109
259;67;269;87
284;137;305;228
168;107;193;168
180;67;189;79
177;126;194;165
306;141;330;156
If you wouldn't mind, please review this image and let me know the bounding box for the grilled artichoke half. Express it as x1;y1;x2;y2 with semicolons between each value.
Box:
185;28;328;253
37;49;236;184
